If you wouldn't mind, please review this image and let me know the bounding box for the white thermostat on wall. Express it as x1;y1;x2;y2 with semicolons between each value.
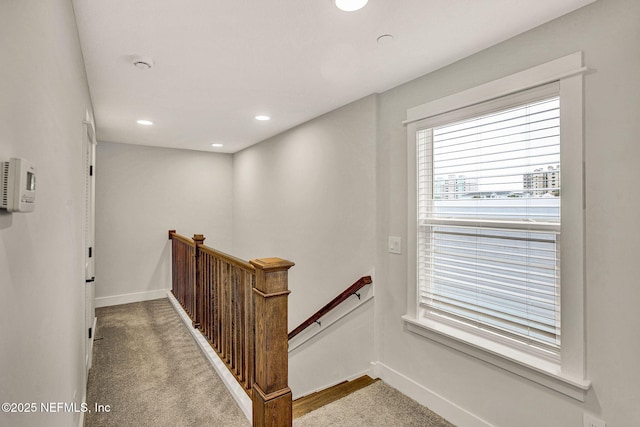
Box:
1;157;36;212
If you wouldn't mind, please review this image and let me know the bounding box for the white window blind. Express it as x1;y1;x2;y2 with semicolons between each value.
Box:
417;84;561;356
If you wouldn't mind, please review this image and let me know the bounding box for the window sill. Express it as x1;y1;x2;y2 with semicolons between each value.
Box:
402;315;591;401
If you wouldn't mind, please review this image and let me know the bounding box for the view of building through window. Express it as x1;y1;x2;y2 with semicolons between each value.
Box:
436;163;559;200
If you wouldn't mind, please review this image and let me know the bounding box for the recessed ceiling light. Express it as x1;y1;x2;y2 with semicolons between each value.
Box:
335;0;368;12
132;55;154;70
255;115;271;121
377;34;394;45
136;119;153;126
211;143;224;147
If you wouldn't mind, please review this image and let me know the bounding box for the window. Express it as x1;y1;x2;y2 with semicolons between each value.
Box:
404;53;590;400
418;84;561;358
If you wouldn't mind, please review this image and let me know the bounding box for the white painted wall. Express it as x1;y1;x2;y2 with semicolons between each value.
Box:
94;142;233;306
233;95;377;397
4;1;636;426
228;1;640;424
374;0;640;426
0;1;94;426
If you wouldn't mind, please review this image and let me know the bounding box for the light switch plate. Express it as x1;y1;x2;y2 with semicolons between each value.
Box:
388;236;402;254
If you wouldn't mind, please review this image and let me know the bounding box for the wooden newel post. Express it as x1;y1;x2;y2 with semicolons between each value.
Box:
192;234;206;329
250;257;295;427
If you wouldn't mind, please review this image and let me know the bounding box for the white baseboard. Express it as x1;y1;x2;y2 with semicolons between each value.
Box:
371;361;494;427
95;289;170;308
166;291;252;422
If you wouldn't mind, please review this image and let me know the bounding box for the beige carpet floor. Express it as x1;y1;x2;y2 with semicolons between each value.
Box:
295;380;456;427
85;298;455;427
84;299;249;427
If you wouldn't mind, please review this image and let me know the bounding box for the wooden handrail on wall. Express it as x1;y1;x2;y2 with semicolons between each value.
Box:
168;230;294;427
288;275;373;341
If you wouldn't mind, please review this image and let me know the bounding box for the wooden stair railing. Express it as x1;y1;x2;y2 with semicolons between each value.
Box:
288;275;372;341
169;230;294;427
169;230;196;321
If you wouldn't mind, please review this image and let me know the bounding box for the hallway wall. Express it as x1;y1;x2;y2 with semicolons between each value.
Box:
0;1;94;426
374;0;640;426
68;1;640;425
95;142;233;306
227;1;640;425
233;95;377;397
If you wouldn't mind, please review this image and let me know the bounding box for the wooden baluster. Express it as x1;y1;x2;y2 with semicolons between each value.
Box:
207;254;212;341
233;267;240;375
222;262;228;361
203;252;208;337
180;243;184;309
215;257;221;352
183;244;188;313
183;245;187;313
225;262;232;364
233;266;237;369
212;257;216;342
191;244;195;317
203;252;209;339
202;255;211;341
168;231;176;298
237;268;246;385
177;241;182;307
185;245;190;313
188;245;194;317
245;269;255;392
178;240;186;309
250;258;294;427
192;234;205;329
174;240;179;304
214;257;220;351
218;258;223;352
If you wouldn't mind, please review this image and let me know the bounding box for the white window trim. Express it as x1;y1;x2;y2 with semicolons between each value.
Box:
404;52;590;401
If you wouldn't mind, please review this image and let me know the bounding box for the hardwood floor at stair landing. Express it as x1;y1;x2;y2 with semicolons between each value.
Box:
293;375;379;419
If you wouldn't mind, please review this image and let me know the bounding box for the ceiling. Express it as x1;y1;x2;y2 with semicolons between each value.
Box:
72;0;595;154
